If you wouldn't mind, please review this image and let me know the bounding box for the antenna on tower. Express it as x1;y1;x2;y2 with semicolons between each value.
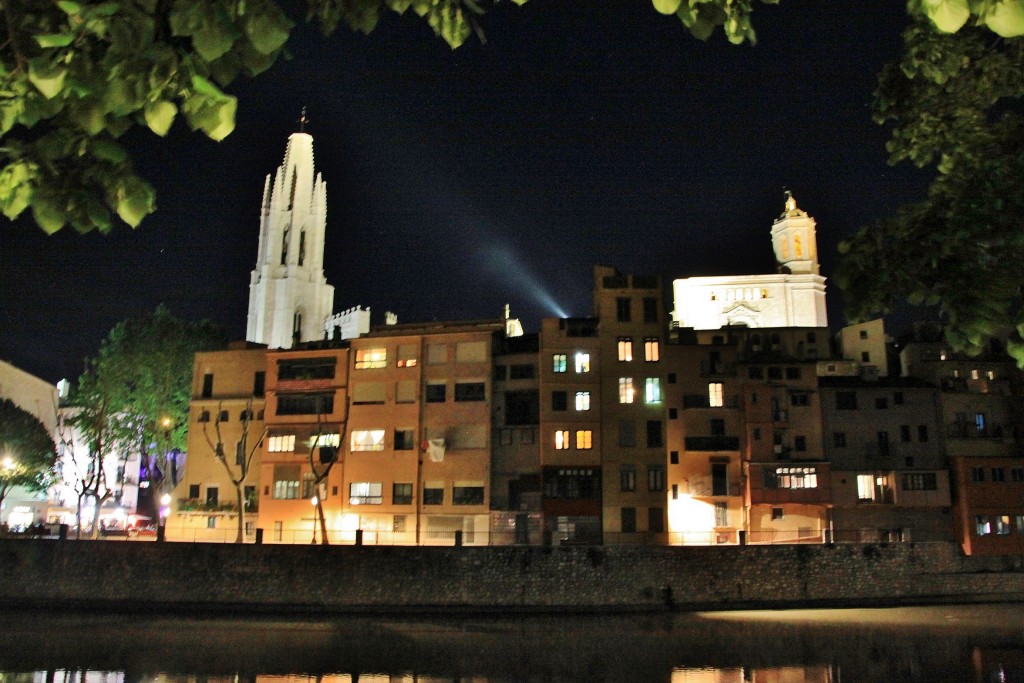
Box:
298;107;308;133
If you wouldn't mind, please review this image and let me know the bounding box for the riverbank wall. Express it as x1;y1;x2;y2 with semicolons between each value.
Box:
2;539;1023;614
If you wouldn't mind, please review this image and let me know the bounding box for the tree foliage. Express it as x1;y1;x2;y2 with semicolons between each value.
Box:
836;18;1024;362
77;305;224;499
0;397;58;513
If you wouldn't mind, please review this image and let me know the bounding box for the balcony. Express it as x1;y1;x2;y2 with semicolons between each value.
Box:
682;394;739;409
700;361;737;377
946;423;1008;440
685;436;740;451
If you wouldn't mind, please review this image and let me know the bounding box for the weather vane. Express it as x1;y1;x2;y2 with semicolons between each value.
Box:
298;107;308;133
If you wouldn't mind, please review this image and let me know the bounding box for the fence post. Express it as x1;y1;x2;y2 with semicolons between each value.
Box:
454;530;463;547
157;524;166;542
255;528;263;545
738;530;747;545
355;529;364;546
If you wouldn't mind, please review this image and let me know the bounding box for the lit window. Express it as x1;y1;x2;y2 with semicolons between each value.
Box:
575;391;591;411
618;338;633;362
645;378;662;404
618;377;635;404
554;430;570;450
309;433;340;448
553;354;567;373
267;434;296;452
397;344;418;367
976;516;991;536
354;347;387;369
351;429;385;451
971;369;979;380
764;467;818;490
708;382;723;408
575;353;591;373
576;430;593;449
349;482;383;505
272;465;300;500
987;370;996;380
644;338;660;362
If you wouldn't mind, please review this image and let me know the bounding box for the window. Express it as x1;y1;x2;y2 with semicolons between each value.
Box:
836;392;858;410
772;507;784;521
992;467;1006;482
670;450;679;464
708;383;724;408
267;434;295;452
423;483;444;505
426;382;446;403
619;420;635;447
394;429;415;451
395;380;417;404
768;366;782;380
644;338;660;362
861;351;871;363
272;465;300;500
252;371;265;397
620;465;637;492
355;347;387;369
833;432;847;448
207;516;216;529
510;364;535;379
918;425;929;442
576;430;593;449
619;377;635;404
393;483;413;505
971;369;980;380
794;436;806;452
995;515;1012;535
575;391;591;411
649;507;665;532
857;474;892;503
454;381;486;402
349;482;383;505
875;397;888;410
618;338;633;362
859;329;868;340
790;393;809;407
902;473;937;491
714;502;728;527
453;483;485;505
712;462;728;496
647;465;666;491
351;429;385;452
201;373;213;398
669;408;678;419
396;343;418;368
188;484;200;499
976;516;992;536
574;353;591;373
763;467;818;489
785;367;801;380
748;366;764;380
493;365;507;381
277;393;333;415
710;418;725;436
543;468;599;499
219;409;229;422
644;378;662;404
621;507;637;533
668;372;677;384
646;420;663;448
894;391;904;405
456;341;487;363
352;382;386;405
427;344;448;364
643;297;658;323
900;425;911;443
616;297;631;322
971;466;985;482
1012;467;1024;483
553;354;567;373
552;391;567;411
554;430;570;450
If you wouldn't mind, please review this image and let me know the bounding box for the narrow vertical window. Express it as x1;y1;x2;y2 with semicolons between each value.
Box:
619;377;635;404
708;382;723;408
617;338;633;362
644;337;660;362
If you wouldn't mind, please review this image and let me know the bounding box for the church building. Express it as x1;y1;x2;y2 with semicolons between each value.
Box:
670;193;828;330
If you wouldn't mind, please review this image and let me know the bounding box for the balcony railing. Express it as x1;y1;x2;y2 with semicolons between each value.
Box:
682;394;740;409
946;423;1008;440
685;436;740;451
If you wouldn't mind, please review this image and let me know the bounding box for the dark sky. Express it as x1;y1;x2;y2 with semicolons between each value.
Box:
2;2;931;384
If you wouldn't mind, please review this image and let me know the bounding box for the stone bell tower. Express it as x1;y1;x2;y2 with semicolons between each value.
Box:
246;119;334;349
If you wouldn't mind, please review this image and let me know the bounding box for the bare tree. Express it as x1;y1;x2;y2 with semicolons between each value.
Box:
202;399;266;543
306;396;350;545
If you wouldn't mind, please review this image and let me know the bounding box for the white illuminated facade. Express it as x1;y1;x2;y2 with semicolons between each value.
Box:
246;130;335;349
671;193;828;330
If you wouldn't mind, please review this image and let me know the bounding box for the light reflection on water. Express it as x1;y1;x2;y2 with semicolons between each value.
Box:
0;605;1022;683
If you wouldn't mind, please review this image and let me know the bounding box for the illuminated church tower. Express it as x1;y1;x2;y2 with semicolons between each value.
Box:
671;192;827;329
246;124;335;348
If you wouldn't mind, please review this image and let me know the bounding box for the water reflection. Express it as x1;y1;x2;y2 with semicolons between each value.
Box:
0;605;1022;683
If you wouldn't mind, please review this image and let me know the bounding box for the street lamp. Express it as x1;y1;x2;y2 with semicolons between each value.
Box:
311;496;318;544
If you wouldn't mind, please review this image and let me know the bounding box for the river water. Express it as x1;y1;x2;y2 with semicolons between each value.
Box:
1;604;1022;682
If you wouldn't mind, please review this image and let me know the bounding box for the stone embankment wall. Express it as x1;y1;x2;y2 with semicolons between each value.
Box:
1;539;1022;614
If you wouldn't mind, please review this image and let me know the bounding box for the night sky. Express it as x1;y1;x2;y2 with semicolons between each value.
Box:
2;2;932;384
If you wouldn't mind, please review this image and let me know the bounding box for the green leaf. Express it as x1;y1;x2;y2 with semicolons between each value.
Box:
191;74;226;99
192;25;240;62
0;161;35;220
984;0;1024;37
115;177;155;227
205;95;237;141
245;8;294;54
57;1;82;14
144;100;177;137
32;197;68;234
35;33;75;48
28;58;67;100
652;0;682;15
921;0;971;32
